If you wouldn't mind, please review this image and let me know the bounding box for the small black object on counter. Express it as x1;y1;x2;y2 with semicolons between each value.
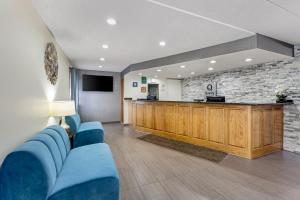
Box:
194;99;204;102
206;96;226;102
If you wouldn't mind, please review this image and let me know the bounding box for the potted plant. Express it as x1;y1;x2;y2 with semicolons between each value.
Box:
275;86;289;103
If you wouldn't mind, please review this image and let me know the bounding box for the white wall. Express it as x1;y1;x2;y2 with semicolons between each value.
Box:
123;73;182;123
124;73;182;101
0;0;70;162
124;73;147;100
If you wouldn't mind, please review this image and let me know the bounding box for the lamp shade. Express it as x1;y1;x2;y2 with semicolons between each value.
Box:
49;101;76;117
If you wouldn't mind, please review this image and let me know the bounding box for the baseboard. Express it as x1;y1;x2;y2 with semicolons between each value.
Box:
102;121;121;124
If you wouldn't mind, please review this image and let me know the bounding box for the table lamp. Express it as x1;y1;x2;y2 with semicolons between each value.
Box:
49;101;76;129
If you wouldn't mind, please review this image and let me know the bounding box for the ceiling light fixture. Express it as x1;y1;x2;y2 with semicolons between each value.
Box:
210;60;216;64
154;75;158;78
138;73;143;76
98;65;103;68
208;67;214;71
151;78;157;83
177;75;182;78
180;65;185;69
159;41;166;47
245;58;253;62
106;18;117;26
156;69;162;72
102;44;109;49
191;72;195;75
100;57;105;61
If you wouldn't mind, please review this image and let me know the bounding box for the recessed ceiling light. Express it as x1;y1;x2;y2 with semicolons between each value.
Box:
191;72;195;75
100;57;105;61
138;73;142;76
245;58;253;62
180;65;186;69
210;60;216;64
98;65;103;68
208;67;214;71
102;44;109;49
159;41;166;47
151;78;157;83
106;18;117;26
156;69;162;72
177;75;182;78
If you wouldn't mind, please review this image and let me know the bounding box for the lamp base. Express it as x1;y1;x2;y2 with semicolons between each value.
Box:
60;117;70;129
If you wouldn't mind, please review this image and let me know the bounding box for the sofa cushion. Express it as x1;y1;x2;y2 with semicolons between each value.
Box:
48;143;119;200
0;141;57;200
73;122;104;148
79;121;103;132
46;125;71;154
28;133;63;174
65;114;81;134
42;129;68;161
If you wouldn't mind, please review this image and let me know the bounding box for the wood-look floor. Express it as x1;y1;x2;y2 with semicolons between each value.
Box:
104;123;300;200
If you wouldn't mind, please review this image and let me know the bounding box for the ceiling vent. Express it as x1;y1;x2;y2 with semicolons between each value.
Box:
295;44;300;57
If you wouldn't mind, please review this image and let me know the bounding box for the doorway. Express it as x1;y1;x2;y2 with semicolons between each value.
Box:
147;84;159;100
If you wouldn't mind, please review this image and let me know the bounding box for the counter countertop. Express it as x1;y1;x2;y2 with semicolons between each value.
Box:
131;99;293;106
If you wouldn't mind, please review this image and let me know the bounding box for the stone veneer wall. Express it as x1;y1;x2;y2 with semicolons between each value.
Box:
182;58;300;153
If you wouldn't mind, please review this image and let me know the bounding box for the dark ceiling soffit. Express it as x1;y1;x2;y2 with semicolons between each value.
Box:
256;34;294;57
121;34;294;77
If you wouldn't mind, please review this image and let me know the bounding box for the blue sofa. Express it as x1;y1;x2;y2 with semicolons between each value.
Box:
0;125;119;200
65;114;104;148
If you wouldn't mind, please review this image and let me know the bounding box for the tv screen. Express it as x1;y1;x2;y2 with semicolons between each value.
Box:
82;75;113;92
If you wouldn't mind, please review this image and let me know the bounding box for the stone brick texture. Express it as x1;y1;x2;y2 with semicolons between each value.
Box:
182;58;300;153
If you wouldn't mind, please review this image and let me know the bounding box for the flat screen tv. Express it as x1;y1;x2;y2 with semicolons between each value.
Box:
82;74;113;92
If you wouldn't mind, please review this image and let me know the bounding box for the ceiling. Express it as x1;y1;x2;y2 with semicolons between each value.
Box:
32;0;300;72
128;49;292;79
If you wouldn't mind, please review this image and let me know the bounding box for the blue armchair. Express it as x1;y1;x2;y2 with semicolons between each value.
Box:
0;125;119;200
65;114;104;148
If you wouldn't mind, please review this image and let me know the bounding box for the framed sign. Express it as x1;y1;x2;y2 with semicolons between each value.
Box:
141;76;147;84
141;86;147;93
205;82;217;96
132;82;138;87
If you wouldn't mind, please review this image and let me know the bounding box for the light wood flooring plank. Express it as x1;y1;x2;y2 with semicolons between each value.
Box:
103;124;300;200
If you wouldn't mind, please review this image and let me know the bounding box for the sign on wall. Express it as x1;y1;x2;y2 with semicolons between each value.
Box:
141;76;147;84
132;82;138;87
205;82;217;97
141;86;147;93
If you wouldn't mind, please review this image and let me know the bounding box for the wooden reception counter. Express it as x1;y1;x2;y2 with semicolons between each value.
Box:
127;100;284;159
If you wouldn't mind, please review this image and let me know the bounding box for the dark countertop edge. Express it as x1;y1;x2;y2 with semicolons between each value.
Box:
130;99;293;106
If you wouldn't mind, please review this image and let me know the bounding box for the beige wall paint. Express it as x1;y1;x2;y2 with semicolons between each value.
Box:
0;0;70;162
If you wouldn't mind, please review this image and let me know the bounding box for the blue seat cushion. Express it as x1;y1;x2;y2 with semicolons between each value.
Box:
73;122;104;148
79;121;103;133
48;143;119;200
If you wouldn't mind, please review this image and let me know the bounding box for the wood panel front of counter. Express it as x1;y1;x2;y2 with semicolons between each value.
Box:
128;101;283;159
